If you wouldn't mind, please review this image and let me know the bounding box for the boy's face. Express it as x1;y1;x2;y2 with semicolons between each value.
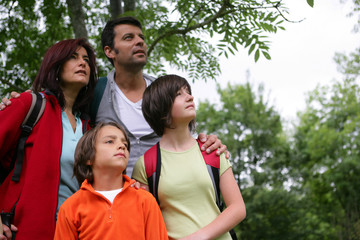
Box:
91;126;129;174
171;86;196;125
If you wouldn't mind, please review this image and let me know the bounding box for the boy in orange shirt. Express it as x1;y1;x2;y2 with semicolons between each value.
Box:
54;122;168;240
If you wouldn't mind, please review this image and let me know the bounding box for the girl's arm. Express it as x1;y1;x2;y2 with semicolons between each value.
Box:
180;168;246;240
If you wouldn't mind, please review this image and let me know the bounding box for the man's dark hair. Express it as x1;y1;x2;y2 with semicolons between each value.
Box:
142;74;196;137
101;16;143;66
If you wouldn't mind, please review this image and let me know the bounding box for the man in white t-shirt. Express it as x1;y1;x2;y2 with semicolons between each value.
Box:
95;17;229;176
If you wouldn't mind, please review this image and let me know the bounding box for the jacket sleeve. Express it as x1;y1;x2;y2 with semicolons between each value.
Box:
143;192;168;240
54;205;78;240
0;93;32;169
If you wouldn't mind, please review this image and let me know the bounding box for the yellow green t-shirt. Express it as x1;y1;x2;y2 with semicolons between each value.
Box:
132;142;232;240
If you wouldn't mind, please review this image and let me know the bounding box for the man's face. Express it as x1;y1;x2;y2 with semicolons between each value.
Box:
109;24;147;69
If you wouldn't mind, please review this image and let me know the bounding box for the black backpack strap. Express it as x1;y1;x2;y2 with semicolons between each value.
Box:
198;141;238;240
149;142;161;206
148;142;161;205
89;76;107;126
11;92;46;182
209;165;238;240
207;165;223;211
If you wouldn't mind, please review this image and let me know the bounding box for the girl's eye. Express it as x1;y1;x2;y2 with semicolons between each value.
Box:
105;140;113;144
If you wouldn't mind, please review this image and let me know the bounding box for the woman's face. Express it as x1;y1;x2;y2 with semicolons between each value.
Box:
60;46;90;91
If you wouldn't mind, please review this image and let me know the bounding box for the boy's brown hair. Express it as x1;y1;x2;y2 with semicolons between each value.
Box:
73;122;130;184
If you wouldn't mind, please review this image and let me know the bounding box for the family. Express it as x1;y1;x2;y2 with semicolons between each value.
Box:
0;17;246;240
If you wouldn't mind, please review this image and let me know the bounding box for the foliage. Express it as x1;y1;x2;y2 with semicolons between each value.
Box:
194;82;335;238
0;0;312;95
292;77;360;239
196;82;289;188
0;0;72;95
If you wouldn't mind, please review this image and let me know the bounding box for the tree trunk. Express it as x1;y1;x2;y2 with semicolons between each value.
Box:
110;0;123;19
66;0;88;39
123;0;136;12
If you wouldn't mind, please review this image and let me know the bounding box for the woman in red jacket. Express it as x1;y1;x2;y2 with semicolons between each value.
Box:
0;38;97;240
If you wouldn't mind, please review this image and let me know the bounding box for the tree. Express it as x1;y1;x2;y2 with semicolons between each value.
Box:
196;82;289;188
195;82;329;238
292;77;360;239
0;0;312;95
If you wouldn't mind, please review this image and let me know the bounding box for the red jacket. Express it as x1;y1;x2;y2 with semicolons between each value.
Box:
54;176;168;240
0;92;89;240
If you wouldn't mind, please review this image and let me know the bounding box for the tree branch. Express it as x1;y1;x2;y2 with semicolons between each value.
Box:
147;1;283;56
0;78;26;92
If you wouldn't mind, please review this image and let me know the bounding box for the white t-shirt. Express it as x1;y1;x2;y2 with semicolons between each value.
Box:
114;78;153;138
96;188;122;204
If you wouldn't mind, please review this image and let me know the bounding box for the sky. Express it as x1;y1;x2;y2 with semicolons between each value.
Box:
179;1;360;127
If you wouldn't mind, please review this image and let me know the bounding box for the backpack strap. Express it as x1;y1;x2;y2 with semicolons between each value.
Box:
144;142;161;204
196;139;222;210
89;76;108;126
197;139;238;240
11;92;46;182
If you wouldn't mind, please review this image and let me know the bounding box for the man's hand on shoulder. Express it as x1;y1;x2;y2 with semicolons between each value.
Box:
0;90;30;111
198;133;230;159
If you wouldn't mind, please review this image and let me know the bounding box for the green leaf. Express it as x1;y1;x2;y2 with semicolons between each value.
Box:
307;0;314;7
262;51;271;60
248;44;256;55
255;49;260;62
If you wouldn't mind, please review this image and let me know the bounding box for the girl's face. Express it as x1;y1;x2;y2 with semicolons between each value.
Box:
60;46;90;91
171;86;196;126
90;125;129;174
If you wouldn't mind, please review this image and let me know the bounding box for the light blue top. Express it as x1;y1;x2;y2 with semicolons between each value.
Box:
56;111;83;219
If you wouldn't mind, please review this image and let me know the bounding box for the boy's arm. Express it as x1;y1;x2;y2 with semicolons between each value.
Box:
144;194;168;240
54;208;78;240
